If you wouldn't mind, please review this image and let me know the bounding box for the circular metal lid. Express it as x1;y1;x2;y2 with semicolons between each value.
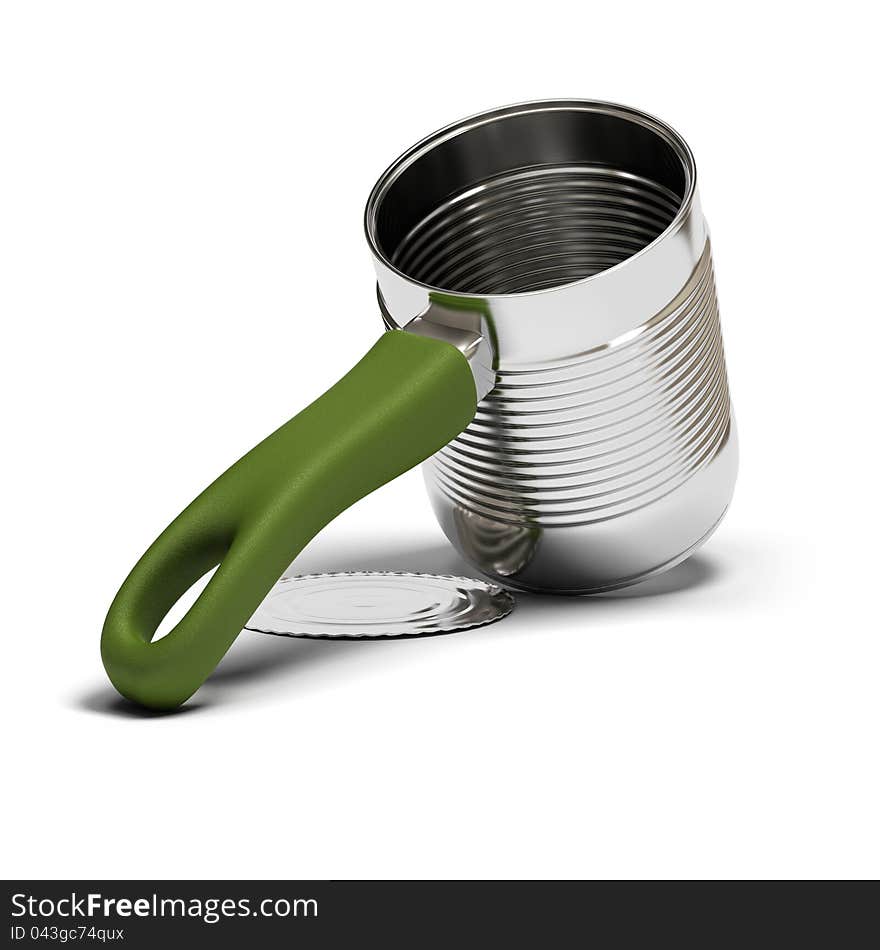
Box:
246;571;515;639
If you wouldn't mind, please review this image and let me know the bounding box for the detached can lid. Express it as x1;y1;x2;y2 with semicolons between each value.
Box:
247;571;515;639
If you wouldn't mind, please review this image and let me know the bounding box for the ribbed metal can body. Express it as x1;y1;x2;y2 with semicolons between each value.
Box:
422;239;736;593
367;101;738;593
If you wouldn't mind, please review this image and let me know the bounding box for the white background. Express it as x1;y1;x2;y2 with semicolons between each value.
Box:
2;1;877;879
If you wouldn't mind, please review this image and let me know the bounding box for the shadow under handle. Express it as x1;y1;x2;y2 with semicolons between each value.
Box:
101;330;478;710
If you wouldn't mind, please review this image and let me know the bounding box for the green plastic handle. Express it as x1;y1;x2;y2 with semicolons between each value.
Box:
101;330;477;710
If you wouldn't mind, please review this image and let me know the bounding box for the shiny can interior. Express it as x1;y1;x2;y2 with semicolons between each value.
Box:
366;101;695;297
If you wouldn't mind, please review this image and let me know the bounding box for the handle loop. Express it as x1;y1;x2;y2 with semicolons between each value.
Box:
102;331;477;709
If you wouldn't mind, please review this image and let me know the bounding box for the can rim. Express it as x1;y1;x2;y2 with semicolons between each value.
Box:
363;98;698;300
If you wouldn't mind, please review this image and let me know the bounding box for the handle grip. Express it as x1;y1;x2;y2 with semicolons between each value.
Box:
101;330;477;709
